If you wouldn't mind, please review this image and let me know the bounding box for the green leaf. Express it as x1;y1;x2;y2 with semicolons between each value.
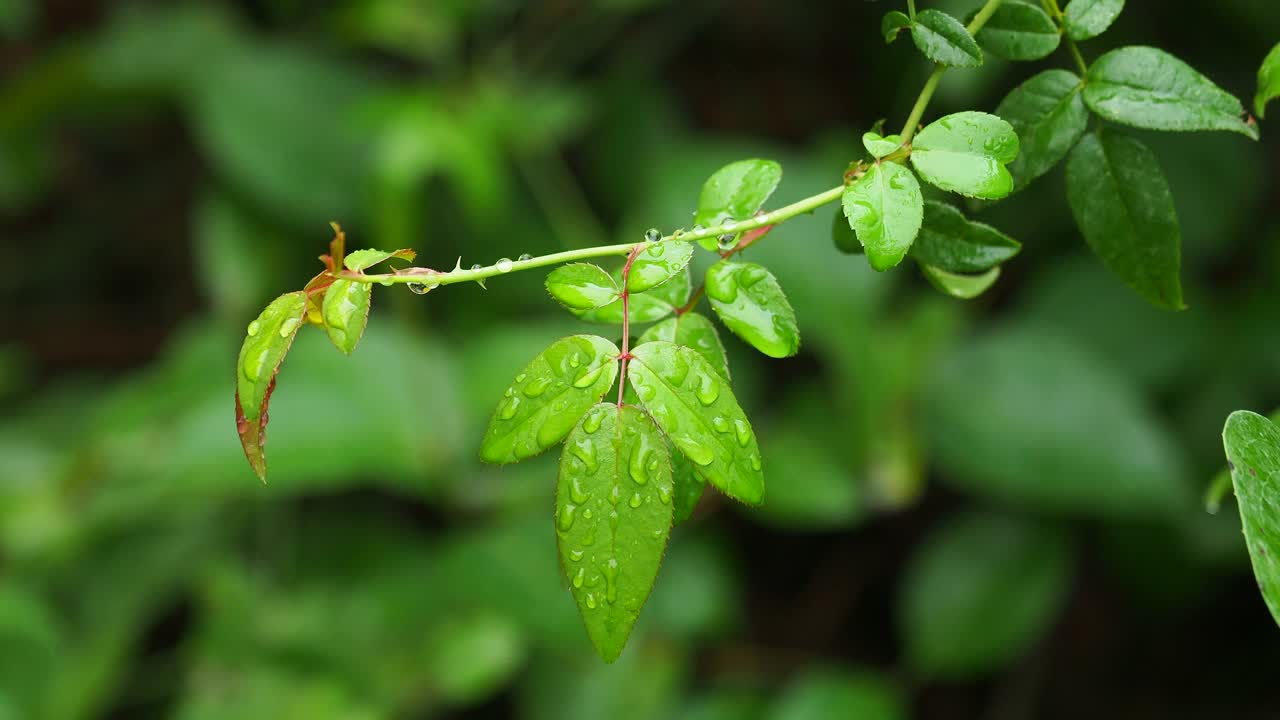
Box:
911;9;983;68
1222;410;1280;627
627;240;694;293
994;69;1089;190
768;669;906;720
545;263;619;310
628;341;764;505
1256;42;1280;118
973;0;1059;61
899;511;1072;679
343;247;417;272
637;312;731;381
862;132;903;159
911;201;1020;272
670;454;706;524
236;291;308;480
575;266;690;324
1066;131;1183;309
1084;46;1260;140
881;10;911;43
479;335;620;464
831;206;861;255
704;262;800;359
841;162;924;271
321;279;372;355
556;403;674;662
920;264;1001;299
1063;0;1124;41
909;111;1019;199
692;159;782;251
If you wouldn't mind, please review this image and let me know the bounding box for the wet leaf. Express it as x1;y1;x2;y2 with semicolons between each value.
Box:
842;162;924;271
693;159;782;251
911;9;982;67
321;279;372;355
1221;411;1280;627
628;341;764;505
638;312;731;381
575;266;690;324
994;69;1089;191
628;240;694;293
555;403;674;662
670;453;706;524
546;263;620;310
973;1;1059;61
343;247;417;272
1063;0;1124;41
1084;46;1259;140
862;132;903;159
1066;131;1183;309
1256;42;1280;118
910;111;1019;199
920;264;1001;299
831;206;861;255
882;11;911;43
704;261;800;358
911;201;1020;272
479;335;620;464
235;291;308;479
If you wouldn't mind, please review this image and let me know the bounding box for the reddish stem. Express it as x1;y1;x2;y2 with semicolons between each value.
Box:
616;244;645;406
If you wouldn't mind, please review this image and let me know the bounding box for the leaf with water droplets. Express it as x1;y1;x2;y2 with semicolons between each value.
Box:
692;159;782;251
480;335;620;464
704;261;800;359
1222;410;1280;628
920;264;1001;300
841;161;923;271
670;453;706;524
911;9;982;68
637;312;731;381
910;112;1019;199
575;266;690;324
911;201;1020;273
1083;46;1259;140
628;240;694;293
862;132;903;159
235;290;307;480
1256;42;1280;118
1066;131;1184;310
972;0;1058;61
994;69;1088;191
343;247;417;272
628;341;764;505
321;278;372;354
1063;0;1123;41
545;263;619;310
556;403;674;662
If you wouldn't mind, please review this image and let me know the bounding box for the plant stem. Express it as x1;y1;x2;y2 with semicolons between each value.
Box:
1041;0;1088;75
616;244;644;405
907;0;917;18
1066;38;1088;75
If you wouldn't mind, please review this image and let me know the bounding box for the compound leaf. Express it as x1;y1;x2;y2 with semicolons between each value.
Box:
704;261;800;359
910;111;1019;199
235;291;308;479
842;162;924;271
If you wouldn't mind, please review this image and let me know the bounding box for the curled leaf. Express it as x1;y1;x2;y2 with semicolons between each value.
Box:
920;264;1001;300
235;291;308;479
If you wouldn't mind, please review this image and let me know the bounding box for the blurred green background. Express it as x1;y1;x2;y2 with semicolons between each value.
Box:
2;0;1280;718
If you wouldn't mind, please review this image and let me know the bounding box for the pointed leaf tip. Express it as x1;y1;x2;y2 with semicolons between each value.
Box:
235;291;308;480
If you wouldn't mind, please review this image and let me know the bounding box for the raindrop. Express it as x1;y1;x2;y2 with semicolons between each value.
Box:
582;410;604;434
644;228;662;243
569;549;584;562
558;504;577;531
495;258;513;273
378;277;394;287
470;263;483;272
407;282;428;294
692;223;706;234
646;243;665;257
657;484;673;504
749;453;762;471
518;253;533;262
603;559;619;604
568;353;581;368
585;593;598;609
733;418;752;447
573;364;606;388
695;373;720;405
523;376;553;397
516;373;527;382
570;439;599;473
712;416;730;433
738;265;768;288
675;436;715;466
573;567;585;588
278;318;300;338
246;320;261;337
629;442;651;485
570;477;589;504
609;485;621;507
628;492;643;508
583;508;594;520
717;234;737;251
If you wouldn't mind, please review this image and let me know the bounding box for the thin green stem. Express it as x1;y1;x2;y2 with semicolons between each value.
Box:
1041;0;1088;75
1066;37;1088;75
907;0;917;19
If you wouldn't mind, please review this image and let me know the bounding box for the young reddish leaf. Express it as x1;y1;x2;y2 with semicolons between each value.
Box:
235;291;308;480
318;221;347;272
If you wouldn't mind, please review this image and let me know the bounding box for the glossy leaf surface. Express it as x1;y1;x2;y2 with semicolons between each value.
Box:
994;70;1088;190
1222;411;1280;627
921;265;1001;299
1063;0;1124;41
638;312;731;381
910;112;1019;199
343;247;416;272
974;1;1059;61
692;159;782;250
911;201;1020;273
862;132;903;159
842;162;924;271
235;291;308;479
321;278;372;355
705;261;800;359
627;240;694;293
1256;42;1280;118
911;9;982;67
575;266;690;324
546;263;619;310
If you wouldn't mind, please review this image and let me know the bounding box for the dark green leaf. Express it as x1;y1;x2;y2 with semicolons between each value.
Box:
831;206;861;255
862;132;903;159
705;261;800;359
1084;46;1259;140
1066;131;1183;309
920;264;1001;299
628;240;694;293
479;335;620;464
911;9;983;68
899;511;1072;678
321;279;372;355
994;69;1089;190
343;247;417;272
556;403;674;662
1256;42;1280;118
575;266;690;324
236;291;308;480
911;201;1020;272
1221;411;1280;627
768;669;906;720
910;111;1019;199
882;10;911;43
670;453;706;524
628;341;764;505
1063;0;1124;41
842;162;924;271
692;159;782;251
638;312;731;381
973;1;1059;61
545;263;619;310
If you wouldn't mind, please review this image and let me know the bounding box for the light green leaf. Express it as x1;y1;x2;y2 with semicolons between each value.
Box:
911;9;983;67
343;247;417;272
973;0;1059;61
920;264;1001;299
899;511;1072;679
628;341;764;505
1222;410;1280;627
882;10;911;43
556;403;674;662
546;263;619;310
1063;0;1124;41
911;201;1020;272
1256;42;1280;118
1066;131;1183;309
638;312;731;381
705;262;800;359
994;69;1089;190
910;111;1019;199
768;669;905;720
236;291;308;480
862;132;903;159
693;159;782;251
842;162;923;271
479;335;620;464
628;240;694;293
1084;46;1259;140
321;279;372;355
575;266;690;324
